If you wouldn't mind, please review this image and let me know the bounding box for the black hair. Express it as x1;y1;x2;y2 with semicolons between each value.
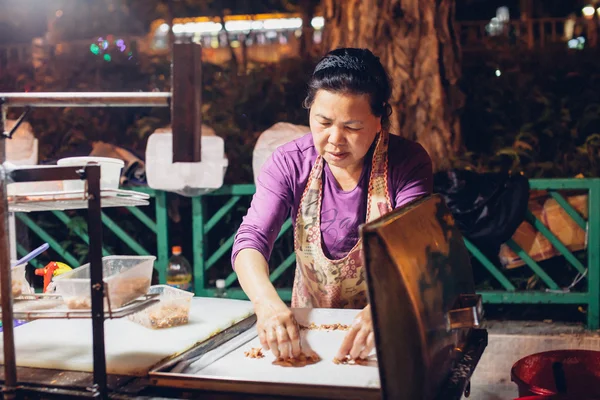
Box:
303;48;393;130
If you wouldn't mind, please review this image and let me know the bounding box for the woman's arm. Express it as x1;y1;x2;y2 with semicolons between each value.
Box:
232;148;302;359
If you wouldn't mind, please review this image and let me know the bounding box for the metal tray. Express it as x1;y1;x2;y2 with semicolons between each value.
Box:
7;188;149;212
4;293;159;320
149;313;381;400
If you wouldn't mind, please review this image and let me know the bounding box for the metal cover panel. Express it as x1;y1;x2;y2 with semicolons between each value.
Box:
361;194;476;400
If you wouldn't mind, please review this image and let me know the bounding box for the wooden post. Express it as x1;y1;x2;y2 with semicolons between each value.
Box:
171;42;202;163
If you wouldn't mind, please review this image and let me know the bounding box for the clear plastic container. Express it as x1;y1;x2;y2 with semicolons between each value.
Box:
57;156;124;192
127;285;193;329
0;263;32;300
52;255;155;310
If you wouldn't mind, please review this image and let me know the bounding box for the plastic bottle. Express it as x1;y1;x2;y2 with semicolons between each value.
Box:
166;246;193;292
215;279;227;298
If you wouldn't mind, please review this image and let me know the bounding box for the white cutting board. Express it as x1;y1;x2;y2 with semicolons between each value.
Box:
190;308;381;389
0;297;254;376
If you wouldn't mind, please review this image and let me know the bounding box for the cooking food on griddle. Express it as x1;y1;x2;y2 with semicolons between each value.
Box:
300;322;350;331
273;352;321;367
244;347;264;359
333;355;369;366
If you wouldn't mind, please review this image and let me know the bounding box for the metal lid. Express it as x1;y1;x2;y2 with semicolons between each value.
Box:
361;194;484;400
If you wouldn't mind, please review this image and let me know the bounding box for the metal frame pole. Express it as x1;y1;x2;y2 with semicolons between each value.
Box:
0;101;17;400
86;164;107;398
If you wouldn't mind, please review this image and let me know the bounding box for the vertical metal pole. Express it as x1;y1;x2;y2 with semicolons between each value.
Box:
155;190;169;284
7;214;15;263
0;102;17;400
587;180;600;330
86;164;107;398
171;42;202;163
192;197;205;296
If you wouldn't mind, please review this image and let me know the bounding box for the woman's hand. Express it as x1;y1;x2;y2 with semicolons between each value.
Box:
254;298;302;360
336;305;375;360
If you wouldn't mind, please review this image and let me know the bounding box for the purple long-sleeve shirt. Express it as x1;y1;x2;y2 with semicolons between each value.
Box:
232;133;433;266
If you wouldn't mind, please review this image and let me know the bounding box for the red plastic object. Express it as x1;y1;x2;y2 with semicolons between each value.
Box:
35;262;59;293
515;396;581;400
511;350;600;399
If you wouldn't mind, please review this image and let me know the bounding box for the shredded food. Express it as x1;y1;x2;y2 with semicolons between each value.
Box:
273;352;321;367
299;322;351;331
244;347;264;359
333;355;370;366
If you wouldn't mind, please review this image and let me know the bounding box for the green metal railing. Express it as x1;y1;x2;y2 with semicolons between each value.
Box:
192;179;600;330
14;178;600;329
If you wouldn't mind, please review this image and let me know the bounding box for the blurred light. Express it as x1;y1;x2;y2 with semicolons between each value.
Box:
90;44;100;55
597;7;600;17
230;40;240;48
265;31;277;39
311;16;324;29
251;21;264;30
495;69;501;77
159;23;170;33
101;40;109;50
264;18;302;30
582;5;595;19
172;24;184;34
568;36;586;50
55;10;63;18
104;54;111;62
211;38;219;48
225;20;253;32
496;7;509;22
195;22;222;33
128;51;133;56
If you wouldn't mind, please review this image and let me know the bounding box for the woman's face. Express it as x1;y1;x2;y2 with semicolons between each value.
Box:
309;90;381;171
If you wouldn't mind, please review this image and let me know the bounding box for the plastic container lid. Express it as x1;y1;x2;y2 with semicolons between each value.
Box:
172;246;182;255
57;156;125;167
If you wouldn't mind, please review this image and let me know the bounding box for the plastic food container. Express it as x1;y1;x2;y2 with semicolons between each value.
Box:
511;350;600;398
0;263;32;300
57;157;124;192
52;256;155;310
128;285;193;329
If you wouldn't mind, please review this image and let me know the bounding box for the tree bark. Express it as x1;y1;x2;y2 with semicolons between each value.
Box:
322;0;464;171
299;0;320;59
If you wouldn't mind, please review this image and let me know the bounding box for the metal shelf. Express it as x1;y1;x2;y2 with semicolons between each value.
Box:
7;189;150;212
8;293;160;320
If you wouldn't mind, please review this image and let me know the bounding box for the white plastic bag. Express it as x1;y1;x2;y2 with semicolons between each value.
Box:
252;122;309;184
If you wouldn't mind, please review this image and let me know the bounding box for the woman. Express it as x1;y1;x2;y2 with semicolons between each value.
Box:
232;48;433;362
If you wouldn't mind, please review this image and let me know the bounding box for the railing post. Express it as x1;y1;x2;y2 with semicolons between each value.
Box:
192;196;207;296
527;19;534;49
587;179;600;330
155;190;169;284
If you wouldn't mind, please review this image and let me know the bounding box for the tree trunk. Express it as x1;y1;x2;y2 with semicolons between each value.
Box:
322;0;464;171
299;0;319;59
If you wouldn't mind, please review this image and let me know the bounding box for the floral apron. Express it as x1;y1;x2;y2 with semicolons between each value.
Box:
291;133;392;309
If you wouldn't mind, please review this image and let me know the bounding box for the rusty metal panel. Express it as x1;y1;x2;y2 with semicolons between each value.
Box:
361;194;477;400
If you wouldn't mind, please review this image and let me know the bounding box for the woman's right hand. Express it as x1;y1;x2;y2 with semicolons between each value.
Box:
254;298;301;359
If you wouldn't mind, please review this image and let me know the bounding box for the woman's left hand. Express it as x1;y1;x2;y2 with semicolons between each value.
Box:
335;305;375;360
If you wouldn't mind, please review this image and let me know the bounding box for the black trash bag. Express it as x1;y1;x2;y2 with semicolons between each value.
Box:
433;169;530;262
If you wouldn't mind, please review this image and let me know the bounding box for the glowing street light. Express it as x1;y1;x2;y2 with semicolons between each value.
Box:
582;5;595;19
